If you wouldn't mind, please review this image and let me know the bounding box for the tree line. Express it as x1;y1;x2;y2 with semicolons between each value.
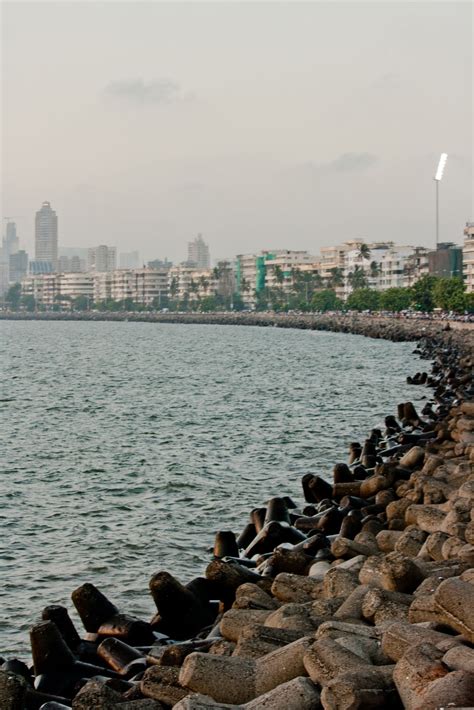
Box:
4;274;473;314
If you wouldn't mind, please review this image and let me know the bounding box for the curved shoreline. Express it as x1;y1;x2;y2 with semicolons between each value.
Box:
2;310;474;349
1;315;473;708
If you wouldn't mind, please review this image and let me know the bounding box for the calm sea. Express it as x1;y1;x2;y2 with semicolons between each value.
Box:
0;321;427;656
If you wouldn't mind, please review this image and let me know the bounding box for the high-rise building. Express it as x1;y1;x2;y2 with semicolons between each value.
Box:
9;250;29;283
35;201;58;270
187;234;210;269
5;222;19;256
88;245;117;272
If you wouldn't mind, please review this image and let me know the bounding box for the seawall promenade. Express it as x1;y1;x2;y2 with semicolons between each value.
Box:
1;310;473;350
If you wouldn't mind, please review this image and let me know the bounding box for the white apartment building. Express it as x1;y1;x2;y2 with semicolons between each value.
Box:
378;246;429;290
168;266;216;303
93;272;112;303
109;267;169;306
235;250;316;305
342;242;392;297
264;251;316;291
463;222;474;293
88;245;117;273
22;274;59;306
59;273;94;301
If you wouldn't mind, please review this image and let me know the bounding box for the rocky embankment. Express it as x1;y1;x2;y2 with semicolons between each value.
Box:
1;310;472;348
1;324;474;709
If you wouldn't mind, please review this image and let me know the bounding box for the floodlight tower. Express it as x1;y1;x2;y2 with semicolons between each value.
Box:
434;153;448;249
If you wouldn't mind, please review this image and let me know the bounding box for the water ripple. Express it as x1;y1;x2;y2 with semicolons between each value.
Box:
0;321;426;657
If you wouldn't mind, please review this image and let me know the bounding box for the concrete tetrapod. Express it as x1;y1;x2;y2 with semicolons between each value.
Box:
433;576;474;642
179;636;314;705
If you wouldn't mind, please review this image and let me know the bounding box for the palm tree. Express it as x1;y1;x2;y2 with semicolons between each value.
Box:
348;265;368;290
328;267;344;288
369;260;381;278
240;277;250;293
358;243;371;261
199;275;209;293
169;276;179;299
274;265;284;285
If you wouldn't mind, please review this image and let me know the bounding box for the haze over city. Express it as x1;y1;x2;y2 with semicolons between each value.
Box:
2;1;473;263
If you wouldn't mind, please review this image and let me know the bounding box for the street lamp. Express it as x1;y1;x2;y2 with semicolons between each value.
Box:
434;153;448;249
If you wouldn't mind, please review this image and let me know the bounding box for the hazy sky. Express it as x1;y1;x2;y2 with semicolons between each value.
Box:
2;1;473;263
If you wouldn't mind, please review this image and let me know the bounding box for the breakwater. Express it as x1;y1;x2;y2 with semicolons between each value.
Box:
1;319;473;709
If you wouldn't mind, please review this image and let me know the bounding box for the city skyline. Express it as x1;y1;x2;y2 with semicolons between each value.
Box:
2;2;472;263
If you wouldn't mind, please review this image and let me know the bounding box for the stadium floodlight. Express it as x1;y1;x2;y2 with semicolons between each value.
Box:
435;153;448;181
434;153;448;248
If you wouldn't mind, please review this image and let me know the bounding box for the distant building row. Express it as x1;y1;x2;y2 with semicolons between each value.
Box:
0;199;211;294
20;261;236;308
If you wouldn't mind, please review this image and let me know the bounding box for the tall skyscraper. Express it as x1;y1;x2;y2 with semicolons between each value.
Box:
187;234;210;268
5;222;19;256
35;201;58;270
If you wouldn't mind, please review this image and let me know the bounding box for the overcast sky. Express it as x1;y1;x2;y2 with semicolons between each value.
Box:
1;1;473;263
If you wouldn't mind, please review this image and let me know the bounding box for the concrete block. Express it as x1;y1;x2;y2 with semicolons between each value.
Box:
71;679;122;709
254;636;314;695
264;603;316;633
140;665;189;706
271;573;321;604
303;638;369;686
323;568;359;599
359;552;422;593
179;653;256;705
245;676;319;710
0;670;27;710
434;577;474;642
381;621;461;662
220;609;272;642
320;667;396;710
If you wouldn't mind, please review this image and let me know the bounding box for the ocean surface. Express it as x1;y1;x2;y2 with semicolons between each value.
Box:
0;321;428;657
